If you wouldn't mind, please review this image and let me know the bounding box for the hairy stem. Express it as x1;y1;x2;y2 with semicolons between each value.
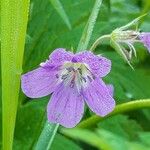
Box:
35;122;59;150
77;99;150;128
77;0;103;52
90;34;110;51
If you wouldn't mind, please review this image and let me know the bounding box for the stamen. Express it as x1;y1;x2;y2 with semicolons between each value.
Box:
81;77;86;83
58;62;95;90
66;67;74;72
55;74;59;78
70;80;75;88
87;75;93;82
61;74;69;80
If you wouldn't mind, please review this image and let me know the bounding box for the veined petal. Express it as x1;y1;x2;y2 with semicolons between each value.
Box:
72;51;111;77
21;67;58;98
47;83;84;128
82;78;115;116
139;32;150;53
41;48;74;68
50;48;74;63
107;84;114;97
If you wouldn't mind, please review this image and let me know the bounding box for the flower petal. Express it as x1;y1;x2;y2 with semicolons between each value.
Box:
21;67;58;98
40;48;74;68
47;83;84;128
82;78;115;116
107;84;114;97
139;32;150;53
73;51;111;77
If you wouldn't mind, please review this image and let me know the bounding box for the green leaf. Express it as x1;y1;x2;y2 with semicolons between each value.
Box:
13;98;48;150
49;0;72;30
13;98;82;150
92;50;150;103
138;132;150;147
98;115;142;140
61;129;111;150
51;134;82;150
96;129;150;150
62;128;150;150
1;0;30;149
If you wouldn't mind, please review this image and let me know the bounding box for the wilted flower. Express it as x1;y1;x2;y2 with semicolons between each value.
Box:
21;48;115;128
110;29;139;67
110;15;150;67
110;16;140;66
91;15;150;68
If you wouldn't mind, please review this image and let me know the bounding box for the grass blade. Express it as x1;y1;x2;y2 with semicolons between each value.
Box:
1;0;30;149
77;0;103;52
49;0;72;30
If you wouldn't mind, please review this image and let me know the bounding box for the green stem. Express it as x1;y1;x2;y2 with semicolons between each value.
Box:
34;122;59;150
90;34;110;51
77;0;103;52
77;99;150;128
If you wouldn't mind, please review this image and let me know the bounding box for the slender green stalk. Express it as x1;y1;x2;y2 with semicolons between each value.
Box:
77;99;150;128
90;34;110;51
77;0;103;52
1;1;30;149
35;122;59;150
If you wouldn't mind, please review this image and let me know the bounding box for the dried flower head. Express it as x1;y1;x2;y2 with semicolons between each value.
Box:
110;14;150;68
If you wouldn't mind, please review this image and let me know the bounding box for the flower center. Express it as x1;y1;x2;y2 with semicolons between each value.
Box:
57;62;94;91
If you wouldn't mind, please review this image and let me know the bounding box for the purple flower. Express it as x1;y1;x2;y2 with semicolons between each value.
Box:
21;48;115;128
139;32;150;53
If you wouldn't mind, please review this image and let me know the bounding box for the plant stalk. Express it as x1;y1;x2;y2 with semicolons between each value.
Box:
77;99;150;128
90;34;110;51
1;0;30;149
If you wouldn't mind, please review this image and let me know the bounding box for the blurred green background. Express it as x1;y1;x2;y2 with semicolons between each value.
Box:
0;0;150;149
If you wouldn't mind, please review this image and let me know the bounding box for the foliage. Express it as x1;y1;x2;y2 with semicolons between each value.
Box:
0;0;150;149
